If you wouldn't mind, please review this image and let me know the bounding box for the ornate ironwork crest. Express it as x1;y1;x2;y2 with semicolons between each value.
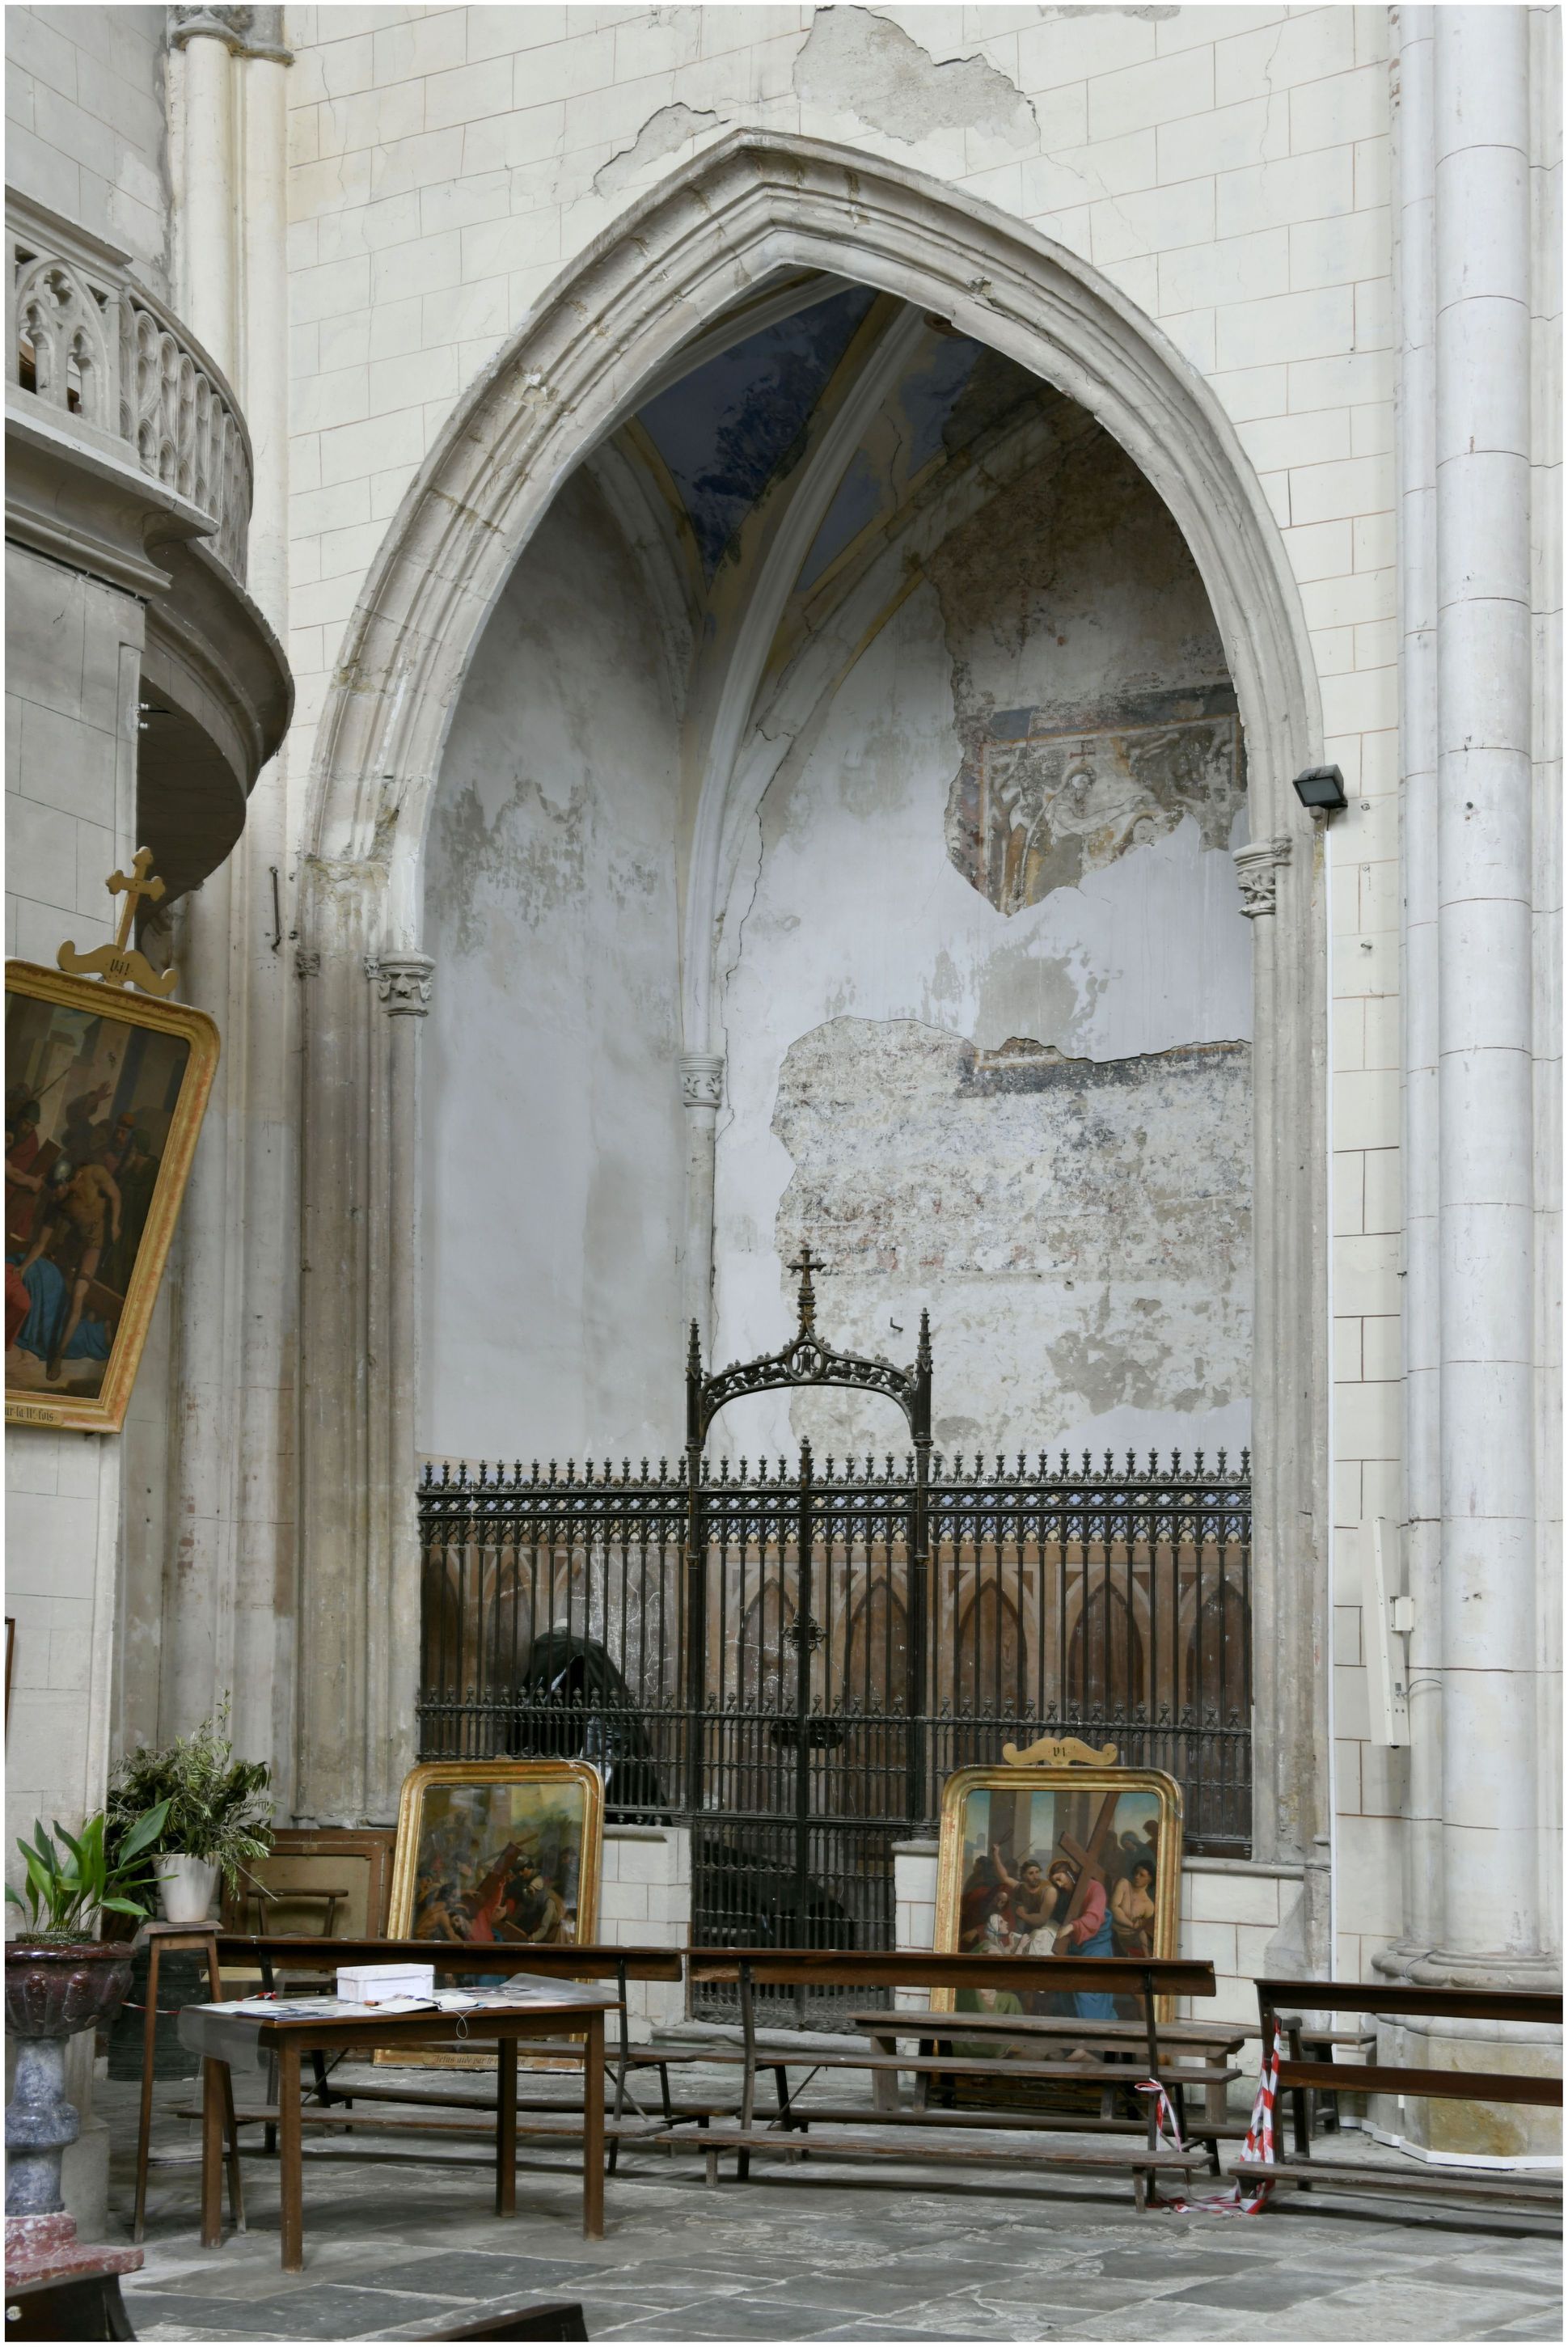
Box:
688;1248;932;1447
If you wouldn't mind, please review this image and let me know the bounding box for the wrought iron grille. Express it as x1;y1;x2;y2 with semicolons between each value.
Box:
416;1261;1252;2020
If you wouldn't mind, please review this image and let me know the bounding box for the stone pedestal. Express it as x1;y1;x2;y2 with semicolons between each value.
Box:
1368;2006;1564;2163
4;2211;142;2291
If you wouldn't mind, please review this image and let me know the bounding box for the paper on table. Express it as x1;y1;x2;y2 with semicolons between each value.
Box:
223;1994;443;2019
490;1974;619;2005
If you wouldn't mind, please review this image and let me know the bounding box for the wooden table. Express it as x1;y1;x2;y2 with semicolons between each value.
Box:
130;1919;245;2244
177;1990;619;2273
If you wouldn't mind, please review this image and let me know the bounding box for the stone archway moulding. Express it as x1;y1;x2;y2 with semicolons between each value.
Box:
295;133;1329;1949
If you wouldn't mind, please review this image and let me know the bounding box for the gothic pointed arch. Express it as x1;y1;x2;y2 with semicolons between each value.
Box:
303;129;1320;948
295;132;1328;1922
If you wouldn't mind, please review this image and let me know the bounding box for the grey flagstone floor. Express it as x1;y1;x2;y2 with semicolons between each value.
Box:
104;2062;1562;2343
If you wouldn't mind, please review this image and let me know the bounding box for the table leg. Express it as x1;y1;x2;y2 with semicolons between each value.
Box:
133;1939;161;2243
203;1936;246;2231
581;2014;605;2240
870;2032;898;2113
278;2042;303;2273
496;2039;517;2217
200;2056;224;2248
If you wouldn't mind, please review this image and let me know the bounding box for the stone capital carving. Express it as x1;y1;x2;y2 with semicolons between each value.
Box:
368;952;435;1017
168;6;292;61
1233;833;1293;918
681;1053;725;1109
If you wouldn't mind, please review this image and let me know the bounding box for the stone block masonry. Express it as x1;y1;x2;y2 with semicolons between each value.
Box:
598;1827;691;2039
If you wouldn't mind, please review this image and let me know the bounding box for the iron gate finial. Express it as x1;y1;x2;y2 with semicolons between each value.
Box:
788;1245;823;1333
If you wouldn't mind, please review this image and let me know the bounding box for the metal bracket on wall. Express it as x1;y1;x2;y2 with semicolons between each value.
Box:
1363;1517;1411;1748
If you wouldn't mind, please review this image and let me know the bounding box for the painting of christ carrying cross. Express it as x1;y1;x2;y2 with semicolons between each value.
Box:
935;1764;1181;2024
6;956;218;1431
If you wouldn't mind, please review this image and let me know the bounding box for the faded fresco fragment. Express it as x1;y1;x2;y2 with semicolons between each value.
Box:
954;703;1243;916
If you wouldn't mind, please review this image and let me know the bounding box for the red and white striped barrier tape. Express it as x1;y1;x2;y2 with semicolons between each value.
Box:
1138;2019;1281;2214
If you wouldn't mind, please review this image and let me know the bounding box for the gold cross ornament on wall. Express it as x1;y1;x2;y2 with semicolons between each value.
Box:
56;848;179;999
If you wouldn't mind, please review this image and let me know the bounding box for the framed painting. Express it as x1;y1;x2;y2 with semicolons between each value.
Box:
934;1763;1182;2027
388;1760;602;1947
220;1828;397;1939
6;962;218;1431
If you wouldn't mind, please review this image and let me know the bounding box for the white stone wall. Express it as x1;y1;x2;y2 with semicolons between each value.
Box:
279;1;1400;1954
4;545;142;1875
5;4;171;293
598;1823;691;2038
416;466;685;1466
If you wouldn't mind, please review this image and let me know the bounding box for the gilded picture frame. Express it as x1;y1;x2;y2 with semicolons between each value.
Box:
388;1759;603;1947
933;1764;1183;2026
6;962;218;1432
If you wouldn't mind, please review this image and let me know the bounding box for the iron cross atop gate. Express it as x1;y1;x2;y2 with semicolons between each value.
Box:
788;1246;824;1333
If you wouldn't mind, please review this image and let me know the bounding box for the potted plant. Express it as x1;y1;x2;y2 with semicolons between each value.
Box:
106;1702;273;1924
6;1803;168;2222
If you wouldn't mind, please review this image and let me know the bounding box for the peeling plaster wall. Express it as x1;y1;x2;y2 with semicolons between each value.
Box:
710;435;1250;1463
418;469;685;1465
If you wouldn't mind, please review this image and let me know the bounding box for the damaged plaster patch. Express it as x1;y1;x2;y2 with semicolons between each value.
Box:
426;773;588;957
793;8;1037;149
925;396;1241;914
771;1016;1249;1448
594;104;721;197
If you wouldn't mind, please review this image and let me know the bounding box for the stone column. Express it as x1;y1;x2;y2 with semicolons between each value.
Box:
366;954;434;1822
294;918;374;1826
681;1054;724;1355
1233;829;1326;1957
168;16;236;372
1423;6;1546;1990
1392;2;1445;1962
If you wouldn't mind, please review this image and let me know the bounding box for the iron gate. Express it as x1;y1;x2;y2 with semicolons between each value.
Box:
417;1254;1253;2019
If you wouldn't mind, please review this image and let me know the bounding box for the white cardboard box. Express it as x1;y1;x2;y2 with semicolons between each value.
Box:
336;1961;435;2003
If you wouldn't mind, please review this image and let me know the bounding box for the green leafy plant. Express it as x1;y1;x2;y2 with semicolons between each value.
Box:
107;1699;273;1893
7;1802;171;1943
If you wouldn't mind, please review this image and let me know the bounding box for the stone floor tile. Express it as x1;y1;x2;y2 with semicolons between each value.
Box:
1164;2270;1351;2311
345;2249;612;2298
1416;2260;1566;2300
590;2297;847;2341
117;2286;461;2340
106;2071;1562;2344
1067;2309;1263;2341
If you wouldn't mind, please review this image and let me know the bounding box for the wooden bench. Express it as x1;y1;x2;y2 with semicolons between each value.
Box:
670;1949;1226;2208
190;1939;727;2167
847;2007;1247;2135
1238;1978;1562;2215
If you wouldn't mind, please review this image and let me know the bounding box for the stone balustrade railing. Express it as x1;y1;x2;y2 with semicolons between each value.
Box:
6;193;252;583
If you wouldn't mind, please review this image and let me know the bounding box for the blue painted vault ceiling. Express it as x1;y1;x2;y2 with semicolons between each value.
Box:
636;285;877;575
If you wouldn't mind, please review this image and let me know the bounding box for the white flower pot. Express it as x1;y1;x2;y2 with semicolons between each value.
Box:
153;1854;219;1925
